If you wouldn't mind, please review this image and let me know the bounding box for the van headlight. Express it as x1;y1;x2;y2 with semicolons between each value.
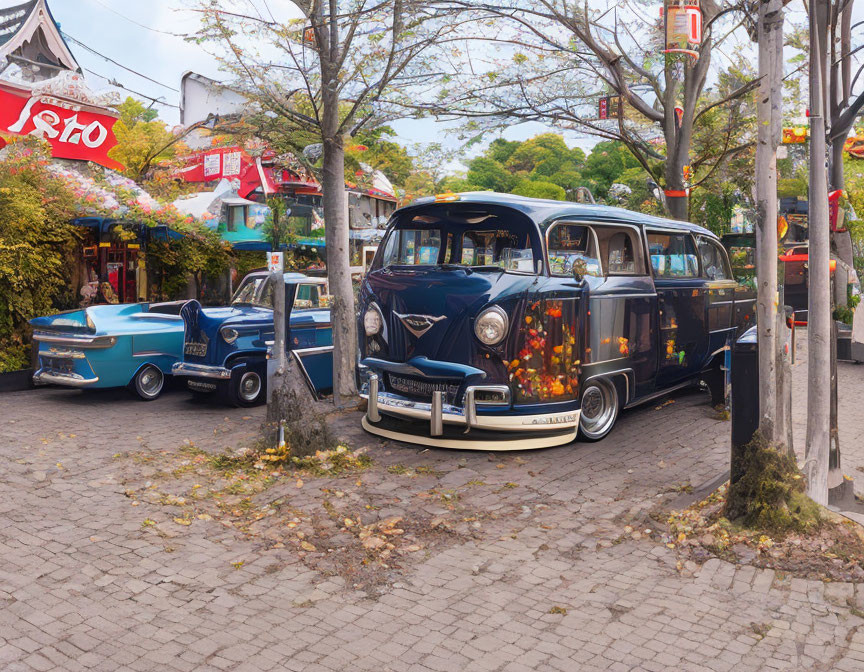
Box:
474;306;509;346
364;303;383;336
221;327;239;344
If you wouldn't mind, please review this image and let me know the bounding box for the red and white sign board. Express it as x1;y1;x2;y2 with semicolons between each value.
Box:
0;80;123;170
268;252;284;273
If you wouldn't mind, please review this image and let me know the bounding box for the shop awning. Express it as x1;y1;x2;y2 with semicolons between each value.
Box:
71;217;185;241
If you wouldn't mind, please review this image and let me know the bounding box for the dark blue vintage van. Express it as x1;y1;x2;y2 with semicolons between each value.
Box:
358;192;755;449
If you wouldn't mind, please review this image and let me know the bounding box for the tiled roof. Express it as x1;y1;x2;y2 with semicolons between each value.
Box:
0;1;36;47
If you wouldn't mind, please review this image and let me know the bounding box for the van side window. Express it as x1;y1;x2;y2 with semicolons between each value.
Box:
547;222;602;277
647;232;699;278
592;227;645;275
697;238;731;280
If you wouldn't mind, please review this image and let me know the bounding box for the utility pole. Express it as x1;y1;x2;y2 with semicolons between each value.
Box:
755;0;783;443
805;1;831;506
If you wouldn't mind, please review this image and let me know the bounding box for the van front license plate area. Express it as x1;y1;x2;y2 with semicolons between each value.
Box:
387;374;459;402
184;342;207;357
188;380;218;393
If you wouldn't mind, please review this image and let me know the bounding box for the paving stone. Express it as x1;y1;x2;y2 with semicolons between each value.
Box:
0;332;861;671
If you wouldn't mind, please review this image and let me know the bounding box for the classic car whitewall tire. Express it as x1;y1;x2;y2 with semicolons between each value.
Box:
578;378;619;441
225;367;266;407
132;365;164;401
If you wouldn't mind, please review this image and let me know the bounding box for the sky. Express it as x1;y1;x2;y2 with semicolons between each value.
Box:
19;0;591;174
12;0;864;175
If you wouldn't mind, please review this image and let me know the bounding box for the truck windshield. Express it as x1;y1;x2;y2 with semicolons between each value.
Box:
232;276;273;308
379;206;541;274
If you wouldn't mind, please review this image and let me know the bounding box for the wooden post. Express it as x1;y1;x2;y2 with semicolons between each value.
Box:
805;1;831;506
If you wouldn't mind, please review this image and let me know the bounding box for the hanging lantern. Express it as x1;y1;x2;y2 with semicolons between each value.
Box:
663;1;702;62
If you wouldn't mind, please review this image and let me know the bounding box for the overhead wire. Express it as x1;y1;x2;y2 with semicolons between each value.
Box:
62;32;179;92
89;0;190;38
83;67;180;109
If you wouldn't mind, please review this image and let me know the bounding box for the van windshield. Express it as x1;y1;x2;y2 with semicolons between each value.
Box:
379;205;541;274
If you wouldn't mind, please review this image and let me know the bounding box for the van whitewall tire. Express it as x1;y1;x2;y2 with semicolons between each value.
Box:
578;378;619;441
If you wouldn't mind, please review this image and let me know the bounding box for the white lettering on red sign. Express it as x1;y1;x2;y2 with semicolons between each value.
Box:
7;97;110;149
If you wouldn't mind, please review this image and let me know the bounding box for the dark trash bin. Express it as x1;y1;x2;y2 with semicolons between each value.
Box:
730;326;759;484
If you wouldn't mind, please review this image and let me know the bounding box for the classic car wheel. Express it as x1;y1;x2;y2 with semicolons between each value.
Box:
579;378;619;441
133;365;164;401
226;368;265;407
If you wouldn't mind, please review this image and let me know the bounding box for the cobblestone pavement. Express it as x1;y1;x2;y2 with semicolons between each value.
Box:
2;332;864;672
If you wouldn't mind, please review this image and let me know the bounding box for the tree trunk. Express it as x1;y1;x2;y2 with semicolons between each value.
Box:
665;193;689;221
805;1;831;506
755;0;783;443
264;270;335;457
321;85;358;405
830;139;846;191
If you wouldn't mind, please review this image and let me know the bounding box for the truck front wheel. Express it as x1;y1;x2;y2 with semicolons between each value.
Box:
224;366;266;407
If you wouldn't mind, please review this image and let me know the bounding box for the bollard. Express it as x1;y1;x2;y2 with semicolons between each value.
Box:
431;391;443;436
464;388;477;433
367;374;380;423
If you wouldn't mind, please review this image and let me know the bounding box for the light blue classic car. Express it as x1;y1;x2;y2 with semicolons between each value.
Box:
30;301;187;400
172;272;333;406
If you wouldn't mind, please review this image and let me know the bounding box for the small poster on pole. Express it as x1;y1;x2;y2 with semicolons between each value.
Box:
268;252;284;273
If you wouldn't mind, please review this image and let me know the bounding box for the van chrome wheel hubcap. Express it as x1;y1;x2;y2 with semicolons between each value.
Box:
580;381;617;438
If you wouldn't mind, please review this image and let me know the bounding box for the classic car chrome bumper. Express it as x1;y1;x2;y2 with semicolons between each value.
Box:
32;332;117;349
33;369;99;387
171;362;232;380
360;374;580;450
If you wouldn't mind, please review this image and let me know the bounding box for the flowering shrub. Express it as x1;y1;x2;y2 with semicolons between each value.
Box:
0;137;79;371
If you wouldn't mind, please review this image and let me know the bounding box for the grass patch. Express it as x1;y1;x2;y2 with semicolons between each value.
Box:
725;432;821;536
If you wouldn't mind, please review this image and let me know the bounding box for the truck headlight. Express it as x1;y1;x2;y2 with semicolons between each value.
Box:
221;327;239;344
364;303;383;336
474;306;509;346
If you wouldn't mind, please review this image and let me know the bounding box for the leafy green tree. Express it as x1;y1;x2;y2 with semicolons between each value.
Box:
347;126;414;188
512;180;566;200
466;156;516;192
487;138;520;164
108;98;185;182
580;141;642;198
506;133;582;176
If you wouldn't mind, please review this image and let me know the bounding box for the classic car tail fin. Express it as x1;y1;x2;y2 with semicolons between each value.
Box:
29;308;93;335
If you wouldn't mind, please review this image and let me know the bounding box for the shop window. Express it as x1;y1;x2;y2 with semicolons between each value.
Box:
646;231;699;278
227;205;246;232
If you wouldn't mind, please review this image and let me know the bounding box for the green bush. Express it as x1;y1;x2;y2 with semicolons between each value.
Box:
0;138;79;372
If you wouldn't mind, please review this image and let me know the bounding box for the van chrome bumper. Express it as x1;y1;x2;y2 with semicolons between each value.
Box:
171;362;232;380
361;377;580;433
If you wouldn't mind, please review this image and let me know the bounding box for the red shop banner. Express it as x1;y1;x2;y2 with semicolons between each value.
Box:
0;81;123;171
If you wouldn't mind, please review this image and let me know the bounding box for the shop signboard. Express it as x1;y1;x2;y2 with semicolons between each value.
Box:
0;80;123;170
268;252;284;273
